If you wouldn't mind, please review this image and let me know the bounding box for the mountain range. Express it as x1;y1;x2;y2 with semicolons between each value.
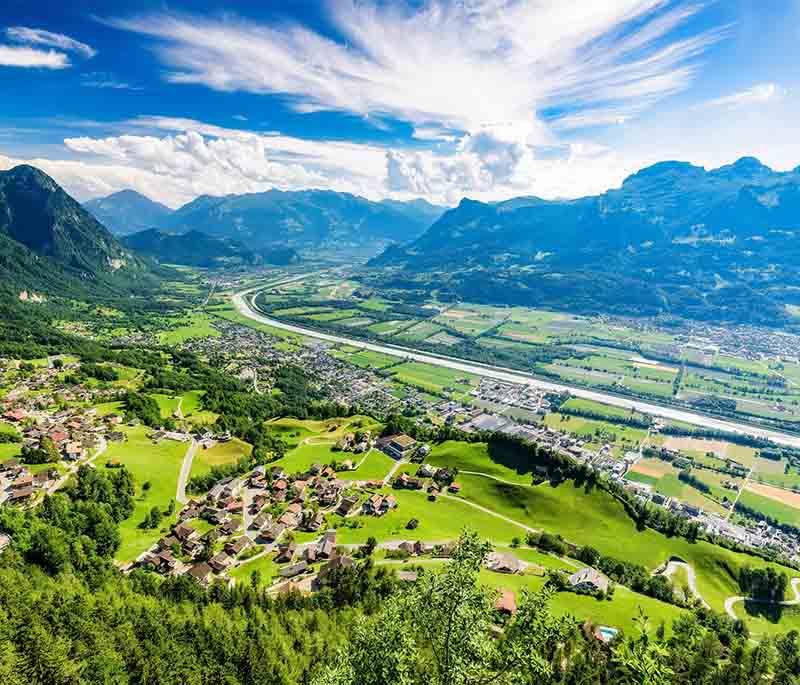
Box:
121;229;298;268
84;188;444;258
0;166;155;302
83;189;173;236
370;157;800;326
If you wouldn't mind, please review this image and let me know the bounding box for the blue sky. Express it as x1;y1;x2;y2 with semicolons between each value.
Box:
1;0;799;207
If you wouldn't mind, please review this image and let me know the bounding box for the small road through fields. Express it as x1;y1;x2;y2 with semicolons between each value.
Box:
724;577;800;620
176;439;198;504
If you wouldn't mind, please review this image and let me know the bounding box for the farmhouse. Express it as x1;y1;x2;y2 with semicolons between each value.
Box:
569;568;609;594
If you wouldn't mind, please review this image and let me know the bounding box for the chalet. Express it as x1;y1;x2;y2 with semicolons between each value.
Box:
48;430;68;445
383;495;397;513
208;552;232;573
183;539;204;558
272;479;288;493
275;541;296;564
316;554;354;586
286;502;303;515
251;511;273;531
494;589;517;616
365;494;383;515
279;561;308;578
321;466;335;479
108;431;125;442
225;536;253;557
278;511;300;528
259;522;285;543
385;434;417;460
158;535;180;552
291;480;307;497
337;496;359;516
8;486;33;504
11;474;33;490
398;541;416;556
304;546;317;563
308;463;323;476
33;470;55;487
219;519;241;536
486;552;525;575
317;531;336;559
173;523;197;542
186;562;213;587
569;568;609;594
305;511;325;532
3;409;27;422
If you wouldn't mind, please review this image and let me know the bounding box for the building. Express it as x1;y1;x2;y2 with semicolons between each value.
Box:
569;567;609;594
384;434;417;460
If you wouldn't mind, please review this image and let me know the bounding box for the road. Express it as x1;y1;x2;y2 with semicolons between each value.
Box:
725;577;800;620
47;437;108;496
657;560;708;608
233;287;800;449
176;439;198;505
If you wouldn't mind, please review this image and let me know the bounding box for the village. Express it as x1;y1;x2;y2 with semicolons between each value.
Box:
2;317;800;597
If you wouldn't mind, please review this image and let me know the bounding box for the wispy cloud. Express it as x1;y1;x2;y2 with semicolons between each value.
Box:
0;44;69;69
6;26;96;58
702;82;786;109
108;1;722;136
81;72;141;90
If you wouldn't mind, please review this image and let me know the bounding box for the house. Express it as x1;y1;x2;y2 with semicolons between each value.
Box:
315;554;354;586
569;568;609;594
279;561;308;578
278;511;300;528
219;519;241;536
251;511;273;531
337;496;359;516
384;434;417;460
0;458;20;473
275;540;296;564
494;589;517;616
417;463;435;478
0;532;10;552
63;442;85;460
183;539;204;558
3;409;27;422
317;530;336;559
33;470;55;487
304;546;317;563
173;523;197;542
305;511;325;532
186;562;213;587
208;552;232;573
8;486;33;504
259;522;285;543
11;474;33;490
225;536;253;557
486;552;525;575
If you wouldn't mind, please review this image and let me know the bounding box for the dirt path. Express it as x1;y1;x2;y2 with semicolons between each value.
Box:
176;439;198;504
656;560;709;608
47;437;108;497
724;577;800;619
383;457;406;485
439;492;538;534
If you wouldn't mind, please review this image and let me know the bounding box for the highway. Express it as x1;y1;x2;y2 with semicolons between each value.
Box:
232;287;800;449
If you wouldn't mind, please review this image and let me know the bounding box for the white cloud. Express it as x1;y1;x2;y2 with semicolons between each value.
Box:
702;82;786;109
81;72;141;90
110;1;721;137
0;44;69;69
6;26;96;58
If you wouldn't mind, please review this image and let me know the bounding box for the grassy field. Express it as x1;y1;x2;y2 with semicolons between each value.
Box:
337;449;396;482
731;602;800;638
102;426;189;562
739;486;800;527
158;312;221;345
229;553;280;587
190;438;252;479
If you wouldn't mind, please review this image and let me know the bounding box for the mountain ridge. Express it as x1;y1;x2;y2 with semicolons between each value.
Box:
83;189;173;236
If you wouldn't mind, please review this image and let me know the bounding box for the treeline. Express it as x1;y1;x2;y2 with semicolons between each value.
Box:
678;469;711;494
557;404;652;429
739;566;788;603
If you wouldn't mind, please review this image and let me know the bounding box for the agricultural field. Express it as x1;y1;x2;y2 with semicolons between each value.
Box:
389;361;478;397
543;413;649;457
393;321;445;343
331;347;399;370
101;426;190;562
740;484;800;527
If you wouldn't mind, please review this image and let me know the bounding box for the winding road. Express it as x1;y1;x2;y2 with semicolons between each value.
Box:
657;560;709;608
232;287;800;450
724;577;800;620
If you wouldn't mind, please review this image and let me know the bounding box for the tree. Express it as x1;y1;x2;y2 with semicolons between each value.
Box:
314;530;576;685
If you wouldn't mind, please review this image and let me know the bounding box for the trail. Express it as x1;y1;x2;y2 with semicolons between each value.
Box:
656;560;709;608
438;492;538;534
47;437;108;496
383;457;406;485
176;439;198;504
725;577;800;620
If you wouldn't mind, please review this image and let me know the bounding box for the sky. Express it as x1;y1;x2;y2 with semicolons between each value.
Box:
1;0;799;208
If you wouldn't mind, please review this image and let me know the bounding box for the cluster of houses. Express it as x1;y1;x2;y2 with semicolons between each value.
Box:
0;458;58;505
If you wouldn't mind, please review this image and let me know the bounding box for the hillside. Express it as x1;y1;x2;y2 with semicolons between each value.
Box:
83;189;174;235
122;228;298;268
0;165;157;301
163;189;443;257
371;157;800;326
